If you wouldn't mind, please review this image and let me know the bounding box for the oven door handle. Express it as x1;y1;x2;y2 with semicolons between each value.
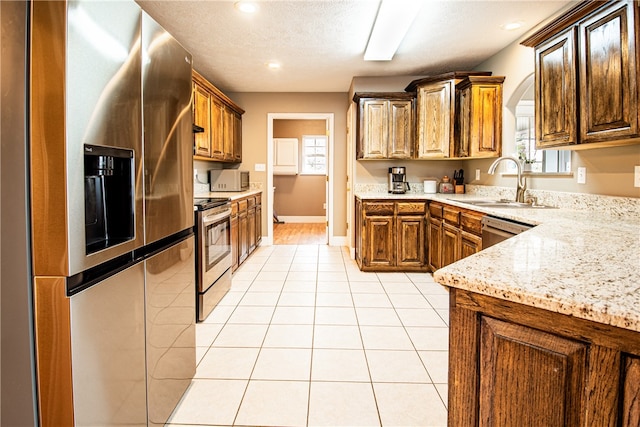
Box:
202;209;231;226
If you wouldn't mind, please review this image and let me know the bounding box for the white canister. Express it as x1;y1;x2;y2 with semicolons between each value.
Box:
423;179;437;194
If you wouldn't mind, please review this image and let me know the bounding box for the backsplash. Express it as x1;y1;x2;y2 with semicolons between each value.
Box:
466;185;640;217
354;183;640;216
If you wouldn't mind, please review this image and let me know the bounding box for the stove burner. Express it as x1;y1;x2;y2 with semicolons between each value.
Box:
194;197;230;211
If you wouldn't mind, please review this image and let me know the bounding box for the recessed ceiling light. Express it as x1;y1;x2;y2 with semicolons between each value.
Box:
235;1;258;14
501;21;524;31
266;61;281;70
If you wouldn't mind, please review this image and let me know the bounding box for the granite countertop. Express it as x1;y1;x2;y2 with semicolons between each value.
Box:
355;190;640;333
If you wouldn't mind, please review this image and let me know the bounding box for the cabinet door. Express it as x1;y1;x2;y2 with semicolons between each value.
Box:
255;204;262;246
193;84;211;157
468;83;503;158
230;213;239;272
441;222;460;267
238;200;248;263
579;1;639;143
210;96;224;160
389;100;413;159
535;28;578;148
248;205;256;254
233;111;242;162
355;198;363;266
479;316;587;426
623;356;640;427
223;106;234;161
363;215;394;268
396;215;425;268
427;217;442;271
460;230;482;260
359;99;388;159
416;81;453;158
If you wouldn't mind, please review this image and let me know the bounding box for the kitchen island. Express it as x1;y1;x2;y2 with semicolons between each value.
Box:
356;187;640;426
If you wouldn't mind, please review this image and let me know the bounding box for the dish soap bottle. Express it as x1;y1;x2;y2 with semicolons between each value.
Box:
439;176;454;194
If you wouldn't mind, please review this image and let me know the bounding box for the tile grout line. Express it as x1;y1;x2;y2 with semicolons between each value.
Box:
348;258;384;427
305;244;320;427
231;246;287;427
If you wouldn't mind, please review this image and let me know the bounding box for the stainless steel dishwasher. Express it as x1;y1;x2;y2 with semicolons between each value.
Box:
481;216;533;249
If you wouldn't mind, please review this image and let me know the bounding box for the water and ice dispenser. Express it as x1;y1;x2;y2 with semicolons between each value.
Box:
84;145;135;254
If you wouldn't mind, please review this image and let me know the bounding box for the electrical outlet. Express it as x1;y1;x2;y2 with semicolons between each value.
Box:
255;163;266;172
577;167;586;184
475;169;480;181
635;166;640;187
323;203;327;210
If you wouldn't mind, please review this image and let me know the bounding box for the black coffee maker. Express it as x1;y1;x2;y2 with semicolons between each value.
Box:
388;167;410;194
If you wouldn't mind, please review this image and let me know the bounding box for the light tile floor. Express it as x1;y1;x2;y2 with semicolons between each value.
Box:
167;244;449;427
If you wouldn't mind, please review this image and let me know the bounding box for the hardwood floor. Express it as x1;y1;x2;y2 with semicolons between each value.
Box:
273;222;327;245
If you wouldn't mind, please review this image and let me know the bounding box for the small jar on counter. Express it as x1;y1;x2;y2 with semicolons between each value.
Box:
439;176;454;194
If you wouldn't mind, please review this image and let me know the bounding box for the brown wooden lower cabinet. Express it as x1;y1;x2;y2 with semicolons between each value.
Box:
427;215;442;271
363;215;394;268
449;288;640;427
356;198;428;272
396;214;425;267
231;192;262;271
428;201;483;271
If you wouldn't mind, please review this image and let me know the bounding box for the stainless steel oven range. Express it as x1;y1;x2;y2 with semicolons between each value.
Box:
194;197;232;322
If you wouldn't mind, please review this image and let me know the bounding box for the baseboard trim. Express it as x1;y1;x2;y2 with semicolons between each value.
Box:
276;216;326;223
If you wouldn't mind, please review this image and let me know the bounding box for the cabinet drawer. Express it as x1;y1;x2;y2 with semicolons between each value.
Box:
255;193;261;205
429;203;443;219
363;202;394;216
231;201;239;215
238;199;248;212
460;211;483;235
247;196;255;208
443;206;460;225
397;201;426;215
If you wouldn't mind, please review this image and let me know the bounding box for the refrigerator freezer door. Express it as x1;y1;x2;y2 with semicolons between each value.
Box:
70;261;147;426
145;236;196;426
142;13;194;244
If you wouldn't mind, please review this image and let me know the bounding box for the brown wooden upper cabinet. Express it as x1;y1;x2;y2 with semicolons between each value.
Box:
193;83;212;157
353;92;415;160
404;71;504;159
455;76;505;158
522;0;639;149
192;70;245;163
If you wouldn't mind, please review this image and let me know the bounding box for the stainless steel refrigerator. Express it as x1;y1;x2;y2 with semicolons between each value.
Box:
29;1;195;425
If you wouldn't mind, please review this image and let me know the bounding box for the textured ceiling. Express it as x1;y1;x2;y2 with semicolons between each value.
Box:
136;0;572;93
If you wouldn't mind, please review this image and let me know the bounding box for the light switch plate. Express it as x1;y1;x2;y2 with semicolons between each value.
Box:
255;163;266;172
635;165;640;187
577;167;586;184
475;169;480;181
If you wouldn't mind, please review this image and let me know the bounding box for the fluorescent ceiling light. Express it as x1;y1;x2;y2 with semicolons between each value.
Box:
266;61;281;70
364;0;422;61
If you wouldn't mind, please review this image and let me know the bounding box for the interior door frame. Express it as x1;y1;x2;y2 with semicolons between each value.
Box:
267;113;335;245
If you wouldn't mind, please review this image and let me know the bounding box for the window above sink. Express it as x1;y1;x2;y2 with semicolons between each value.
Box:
504;74;572;177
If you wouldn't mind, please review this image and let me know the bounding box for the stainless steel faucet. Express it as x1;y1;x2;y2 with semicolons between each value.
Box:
488;156;527;203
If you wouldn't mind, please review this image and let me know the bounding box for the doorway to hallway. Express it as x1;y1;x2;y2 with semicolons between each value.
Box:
267;113;334;246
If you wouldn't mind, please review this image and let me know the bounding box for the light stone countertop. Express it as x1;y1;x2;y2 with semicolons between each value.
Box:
355;189;640;333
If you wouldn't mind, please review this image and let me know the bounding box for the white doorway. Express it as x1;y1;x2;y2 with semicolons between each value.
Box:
267;113;334;246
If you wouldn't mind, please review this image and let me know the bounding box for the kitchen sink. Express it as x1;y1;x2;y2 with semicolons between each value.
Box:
449;199;557;209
